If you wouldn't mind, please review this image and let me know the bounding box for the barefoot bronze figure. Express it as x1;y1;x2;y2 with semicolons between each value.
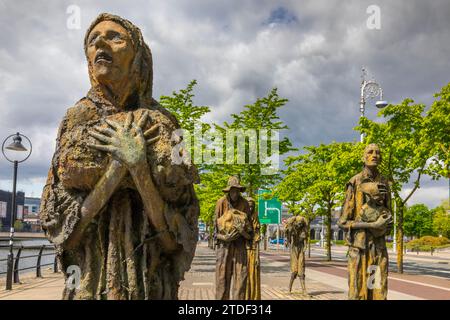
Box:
285;215;308;295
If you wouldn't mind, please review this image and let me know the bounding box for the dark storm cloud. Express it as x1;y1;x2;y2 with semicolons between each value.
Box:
0;0;448;206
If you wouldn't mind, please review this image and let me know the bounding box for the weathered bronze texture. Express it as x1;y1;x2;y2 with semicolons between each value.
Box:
39;13;199;300
214;177;252;300
245;197;261;300
285;215;308;294
338;144;393;300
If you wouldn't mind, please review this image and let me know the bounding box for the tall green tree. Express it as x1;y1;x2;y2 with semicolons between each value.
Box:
275;150;319;257
160;79;211;172
404;204;434;238
198;88;296;247
159;80;213;226
194;171;229;247
433;200;450;238
222;88;296;197
160;80;211;134
424;83;450;182
276;142;363;261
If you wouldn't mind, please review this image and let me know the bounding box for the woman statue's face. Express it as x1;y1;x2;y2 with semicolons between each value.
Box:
86;20;134;86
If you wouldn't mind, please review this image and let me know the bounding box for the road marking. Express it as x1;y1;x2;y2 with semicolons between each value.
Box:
308;255;450;292
306;268;423;300
310;250;450;275
265;250;450;293
386;277;450;292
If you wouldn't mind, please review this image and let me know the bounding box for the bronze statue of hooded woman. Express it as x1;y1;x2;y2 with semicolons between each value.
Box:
39;13;199;300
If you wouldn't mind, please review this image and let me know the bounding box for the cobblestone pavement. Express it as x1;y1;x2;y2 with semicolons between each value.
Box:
179;242;346;300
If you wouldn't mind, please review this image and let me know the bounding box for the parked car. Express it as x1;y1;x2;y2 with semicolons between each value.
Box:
269;238;285;245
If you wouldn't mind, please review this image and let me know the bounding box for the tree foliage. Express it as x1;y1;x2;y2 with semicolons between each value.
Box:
432;200;450;238
160;82;294;230
221;88;296;197
276;142;364;260
424;83;450;180
404;204;434;238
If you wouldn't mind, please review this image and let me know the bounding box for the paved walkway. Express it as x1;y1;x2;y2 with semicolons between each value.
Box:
1;242;448;300
179;243;346;300
0;271;63;300
0;232;46;239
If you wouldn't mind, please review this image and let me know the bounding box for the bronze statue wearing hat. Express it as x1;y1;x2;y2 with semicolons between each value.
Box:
214;176;252;300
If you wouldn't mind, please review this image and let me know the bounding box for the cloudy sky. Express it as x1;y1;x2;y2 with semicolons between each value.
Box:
0;0;448;207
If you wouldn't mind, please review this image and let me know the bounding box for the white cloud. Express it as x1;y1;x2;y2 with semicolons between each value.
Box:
401;186;448;209
0;0;448;207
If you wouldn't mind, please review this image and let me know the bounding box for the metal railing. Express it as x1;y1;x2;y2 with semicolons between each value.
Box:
0;244;58;289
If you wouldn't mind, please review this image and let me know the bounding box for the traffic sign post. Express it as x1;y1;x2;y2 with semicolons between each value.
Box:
258;190;282;250
258;190;281;224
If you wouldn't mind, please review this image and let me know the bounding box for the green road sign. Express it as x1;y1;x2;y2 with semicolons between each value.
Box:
258;189;282;224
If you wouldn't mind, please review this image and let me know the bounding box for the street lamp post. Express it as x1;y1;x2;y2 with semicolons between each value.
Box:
359;67;395;251
2;132;32;290
359;67;388;142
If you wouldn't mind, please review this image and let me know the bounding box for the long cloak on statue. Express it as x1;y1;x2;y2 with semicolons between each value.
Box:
39;13;199;300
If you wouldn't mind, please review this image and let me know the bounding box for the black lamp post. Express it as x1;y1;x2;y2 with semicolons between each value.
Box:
1;132;32;290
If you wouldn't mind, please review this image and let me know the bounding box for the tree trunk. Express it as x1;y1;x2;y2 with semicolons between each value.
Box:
396;201;404;274
307;221;311;258
326;205;332;261
207;222;214;249
262;224;268;251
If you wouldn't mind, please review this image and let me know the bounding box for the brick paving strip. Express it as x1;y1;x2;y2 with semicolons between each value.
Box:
260;251;450;300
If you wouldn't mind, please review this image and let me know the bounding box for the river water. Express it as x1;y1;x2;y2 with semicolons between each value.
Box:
0;238;55;277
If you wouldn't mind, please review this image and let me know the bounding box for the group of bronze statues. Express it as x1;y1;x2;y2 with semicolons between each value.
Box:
39;13;392;300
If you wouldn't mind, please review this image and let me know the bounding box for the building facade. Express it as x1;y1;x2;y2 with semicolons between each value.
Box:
0;189;25;231
24;197;41;232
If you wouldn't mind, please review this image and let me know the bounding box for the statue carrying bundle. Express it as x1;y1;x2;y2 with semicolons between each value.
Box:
217;208;252;241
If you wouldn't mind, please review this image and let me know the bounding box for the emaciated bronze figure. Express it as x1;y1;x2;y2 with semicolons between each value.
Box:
214;176;252;300
338;144;393;300
245;197;261;300
285;215;308;294
39;13;199;300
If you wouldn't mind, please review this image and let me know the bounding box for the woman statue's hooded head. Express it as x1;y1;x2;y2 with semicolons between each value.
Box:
84;13;153;108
